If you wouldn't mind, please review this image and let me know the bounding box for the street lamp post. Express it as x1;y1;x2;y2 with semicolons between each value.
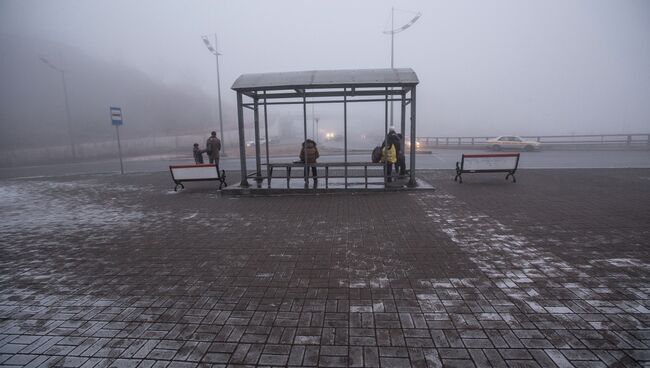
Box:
40;57;76;160
202;34;226;156
383;8;421;126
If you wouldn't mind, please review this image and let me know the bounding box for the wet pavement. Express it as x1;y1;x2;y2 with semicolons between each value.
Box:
0;168;649;367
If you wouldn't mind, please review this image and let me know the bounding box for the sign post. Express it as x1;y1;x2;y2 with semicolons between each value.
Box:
110;107;124;174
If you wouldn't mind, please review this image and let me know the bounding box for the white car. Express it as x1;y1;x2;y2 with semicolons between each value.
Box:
404;139;421;150
245;138;268;147
486;136;541;151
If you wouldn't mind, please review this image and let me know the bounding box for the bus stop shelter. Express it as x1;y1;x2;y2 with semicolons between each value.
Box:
231;68;419;188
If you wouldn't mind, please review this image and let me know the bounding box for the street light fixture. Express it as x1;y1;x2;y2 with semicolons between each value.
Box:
40;56;76;160
201;34;226;156
383;8;421;126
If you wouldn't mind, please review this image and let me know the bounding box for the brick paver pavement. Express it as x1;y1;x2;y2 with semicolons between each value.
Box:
0;168;648;367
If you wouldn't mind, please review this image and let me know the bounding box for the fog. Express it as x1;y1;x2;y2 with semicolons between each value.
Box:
1;0;649;152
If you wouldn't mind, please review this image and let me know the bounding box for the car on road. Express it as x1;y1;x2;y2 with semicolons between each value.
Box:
324;132;343;142
486;136;541;151
245;137;276;147
245;139;263;147
404;139;422;150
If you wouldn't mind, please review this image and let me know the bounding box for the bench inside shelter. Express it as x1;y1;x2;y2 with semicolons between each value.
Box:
265;162;387;189
169;164;227;191
454;153;520;183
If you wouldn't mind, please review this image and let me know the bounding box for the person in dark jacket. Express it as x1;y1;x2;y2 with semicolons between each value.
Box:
206;131;222;166
396;133;406;176
193;143;205;164
299;139;319;182
381;127;401;180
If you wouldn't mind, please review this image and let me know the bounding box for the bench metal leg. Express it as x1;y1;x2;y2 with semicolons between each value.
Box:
506;171;516;183
218;170;227;189
454;163;463;183
325;167;329;189
364;166;368;188
174;181;184;191
215;165;227;190
286;167;291;188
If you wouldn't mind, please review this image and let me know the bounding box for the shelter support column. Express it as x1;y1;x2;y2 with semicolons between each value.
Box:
397;88;406;178
263;92;270;184
302;94;308;183
253;98;262;185
237;92;249;187
408;86;417;187
344;88;348;188
400;91;406;152
384;87;389;185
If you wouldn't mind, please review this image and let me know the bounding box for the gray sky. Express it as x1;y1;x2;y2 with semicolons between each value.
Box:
2;0;649;137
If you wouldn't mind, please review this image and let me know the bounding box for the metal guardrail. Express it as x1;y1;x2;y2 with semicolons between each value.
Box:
417;134;650;146
2;132;648;167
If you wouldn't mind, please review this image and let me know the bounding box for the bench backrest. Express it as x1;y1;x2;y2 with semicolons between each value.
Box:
170;164;220;180
267;162;384;168
460;153;520;172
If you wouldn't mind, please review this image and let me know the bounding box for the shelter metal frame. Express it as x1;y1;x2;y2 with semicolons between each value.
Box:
231;68;419;188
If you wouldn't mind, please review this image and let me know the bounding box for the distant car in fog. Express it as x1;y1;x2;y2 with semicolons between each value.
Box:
245;137;276;147
487;136;541;151
246;138;271;147
246;139;263;147
404;138;422;150
324;132;343;142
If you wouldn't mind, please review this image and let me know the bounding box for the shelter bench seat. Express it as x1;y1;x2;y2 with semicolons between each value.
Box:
454;153;520;184
169;164;227;191
266;162;386;189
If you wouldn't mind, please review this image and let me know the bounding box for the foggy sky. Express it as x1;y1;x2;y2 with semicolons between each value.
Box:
1;0;649;138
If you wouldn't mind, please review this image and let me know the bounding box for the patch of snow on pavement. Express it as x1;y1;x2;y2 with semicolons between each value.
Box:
0;180;144;235
415;192;650;303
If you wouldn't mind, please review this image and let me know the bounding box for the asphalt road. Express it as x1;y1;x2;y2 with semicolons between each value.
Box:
0;148;648;180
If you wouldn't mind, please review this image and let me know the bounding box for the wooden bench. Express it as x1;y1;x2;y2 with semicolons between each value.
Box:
266;162;386;188
454;153;520;183
169;164;227;191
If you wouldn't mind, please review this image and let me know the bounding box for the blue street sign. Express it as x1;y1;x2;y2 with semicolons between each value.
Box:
110;106;125;174
110;106;123;126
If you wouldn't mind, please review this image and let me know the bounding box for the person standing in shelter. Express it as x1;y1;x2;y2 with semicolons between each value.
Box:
381;126;401;181
300;139;319;183
396;133;406;177
206;131;222;166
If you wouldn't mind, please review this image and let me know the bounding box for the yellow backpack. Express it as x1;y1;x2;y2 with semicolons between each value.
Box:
381;144;397;164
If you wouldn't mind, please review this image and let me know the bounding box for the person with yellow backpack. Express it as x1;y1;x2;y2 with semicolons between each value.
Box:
381;126;401;182
300;139;320;184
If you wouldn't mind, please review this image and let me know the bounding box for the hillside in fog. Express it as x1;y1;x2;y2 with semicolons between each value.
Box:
0;34;230;150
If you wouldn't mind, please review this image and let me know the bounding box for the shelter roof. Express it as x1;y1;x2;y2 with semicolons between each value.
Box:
231;68;418;92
